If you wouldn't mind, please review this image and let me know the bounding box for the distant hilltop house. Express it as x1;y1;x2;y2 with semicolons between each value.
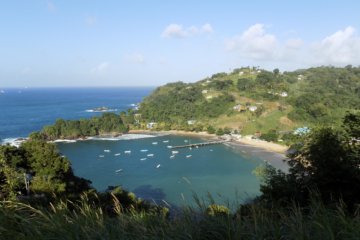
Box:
294;127;310;135
280;92;288;97
248;106;258;112
134;113;141;124
233;104;246;112
201;89;208;94
297;74;304;80
187;120;196;125
146;122;157;129
238;71;244;76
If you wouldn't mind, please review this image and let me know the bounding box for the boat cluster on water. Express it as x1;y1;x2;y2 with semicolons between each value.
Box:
95;138;213;174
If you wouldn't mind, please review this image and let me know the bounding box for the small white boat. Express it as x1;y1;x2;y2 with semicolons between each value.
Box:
189;147;192;150
124;150;131;154
140;149;148;152
99;155;105;158
156;164;161;168
115;169;123;173
104;149;111;152
114;153;121;156
170;155;175;159
140;158;147;161
209;149;213;152
196;146;199;149
184;140;188;143
186;155;192;158
172;150;179;154
147;153;154;157
152;142;158;145
162;140;169;143
167;146;172;148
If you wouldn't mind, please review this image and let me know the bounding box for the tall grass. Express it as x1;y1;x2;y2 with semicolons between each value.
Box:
1;194;359;239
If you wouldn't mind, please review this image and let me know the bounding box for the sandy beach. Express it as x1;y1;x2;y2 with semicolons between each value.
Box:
129;129;289;170
129;130;289;154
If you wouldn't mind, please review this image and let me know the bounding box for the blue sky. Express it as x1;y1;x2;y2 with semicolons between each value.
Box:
1;0;360;87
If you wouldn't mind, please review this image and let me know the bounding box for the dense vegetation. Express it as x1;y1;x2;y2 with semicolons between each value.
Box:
32;112;129;140
137;66;360;138
1;113;359;239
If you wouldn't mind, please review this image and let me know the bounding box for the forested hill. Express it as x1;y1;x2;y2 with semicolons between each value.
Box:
138;66;360;136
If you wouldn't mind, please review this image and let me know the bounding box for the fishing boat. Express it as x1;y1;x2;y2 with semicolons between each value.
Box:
172;150;179;154
147;153;154;157
99;155;105;158
140;158;147;161
170;155;175;159
140;149;148;152
114;153;121;156
152;142;158;145
162;140;169;143
115;169;123;173
167;146;172;148
186;155;192;158
104;149;111;152
124;150;131;154
156;164;161;168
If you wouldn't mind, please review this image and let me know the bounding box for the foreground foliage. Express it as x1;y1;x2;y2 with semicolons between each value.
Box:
0;195;359;239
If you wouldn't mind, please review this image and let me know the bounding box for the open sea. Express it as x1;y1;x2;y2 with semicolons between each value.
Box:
0;87;283;208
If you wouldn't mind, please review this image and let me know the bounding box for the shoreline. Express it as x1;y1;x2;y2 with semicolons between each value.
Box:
129;129;289;154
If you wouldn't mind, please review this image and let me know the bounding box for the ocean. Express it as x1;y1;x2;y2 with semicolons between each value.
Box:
0;87;280;208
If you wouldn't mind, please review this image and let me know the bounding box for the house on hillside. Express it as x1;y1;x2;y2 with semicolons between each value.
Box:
294;127;310;135
187;120;196;125
206;95;213;99
146;122;157;129
233;104;246;112
280;92;288;97
134;113;142;124
248;106;258;112
202;89;208;94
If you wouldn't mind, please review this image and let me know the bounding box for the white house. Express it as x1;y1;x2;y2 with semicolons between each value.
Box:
206;95;213;99
187;120;196;125
248;106;258;112
239;71;244;76
202;89;208;94
233;104;245;112
280;92;288;97
146;122;157;129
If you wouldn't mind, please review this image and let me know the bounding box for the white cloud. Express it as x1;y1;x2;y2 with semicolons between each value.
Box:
91;62;109;74
226;24;277;60
312;26;360;65
162;24;187;38
161;23;214;38
285;38;303;49
125;53;145;64
201;23;213;33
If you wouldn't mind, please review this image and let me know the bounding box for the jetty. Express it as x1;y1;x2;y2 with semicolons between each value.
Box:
170;140;230;149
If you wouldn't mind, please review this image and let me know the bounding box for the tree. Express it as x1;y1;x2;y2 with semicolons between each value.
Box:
259;113;360;209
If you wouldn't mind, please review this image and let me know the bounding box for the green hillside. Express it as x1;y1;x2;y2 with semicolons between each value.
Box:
137;66;360;138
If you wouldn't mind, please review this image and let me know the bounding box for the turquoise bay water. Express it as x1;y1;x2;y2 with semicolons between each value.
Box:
57;134;265;207
0;87;281;208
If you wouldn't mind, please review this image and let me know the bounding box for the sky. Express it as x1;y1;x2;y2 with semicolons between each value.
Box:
1;0;360;87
